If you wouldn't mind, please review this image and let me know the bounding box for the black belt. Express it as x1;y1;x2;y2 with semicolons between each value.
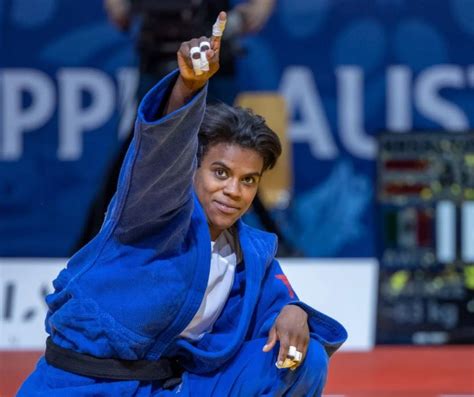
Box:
45;337;183;388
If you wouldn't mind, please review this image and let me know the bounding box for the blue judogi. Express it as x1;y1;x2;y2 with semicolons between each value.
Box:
18;70;347;396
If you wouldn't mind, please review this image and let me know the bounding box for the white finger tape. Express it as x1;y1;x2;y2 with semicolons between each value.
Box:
212;17;226;37
288;345;297;357
293;351;303;362
200;41;211;51
190;46;203;75
199;41;211;72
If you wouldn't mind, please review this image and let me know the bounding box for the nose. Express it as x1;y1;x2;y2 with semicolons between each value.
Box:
223;178;241;199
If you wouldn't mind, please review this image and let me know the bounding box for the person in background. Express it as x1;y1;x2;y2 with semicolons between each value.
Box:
18;12;346;396
104;0;275;101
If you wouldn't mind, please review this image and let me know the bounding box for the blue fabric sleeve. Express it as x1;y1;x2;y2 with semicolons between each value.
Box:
106;70;208;244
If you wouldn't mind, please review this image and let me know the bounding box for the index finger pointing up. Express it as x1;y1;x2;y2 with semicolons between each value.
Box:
211;11;227;51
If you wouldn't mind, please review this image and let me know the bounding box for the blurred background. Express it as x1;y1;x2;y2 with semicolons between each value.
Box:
1;0;473;395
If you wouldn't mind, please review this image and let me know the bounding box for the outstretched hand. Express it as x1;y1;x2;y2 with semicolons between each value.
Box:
177;11;227;92
263;305;310;371
164;12;226;115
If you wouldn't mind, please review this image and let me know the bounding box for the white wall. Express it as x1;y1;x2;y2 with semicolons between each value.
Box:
0;258;378;351
0;259;65;349
280;258;379;351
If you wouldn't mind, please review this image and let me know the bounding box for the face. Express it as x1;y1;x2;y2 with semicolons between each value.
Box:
194;143;264;240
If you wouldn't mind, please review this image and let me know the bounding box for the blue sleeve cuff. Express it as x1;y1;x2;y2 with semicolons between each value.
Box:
137;69;208;125
287;301;348;357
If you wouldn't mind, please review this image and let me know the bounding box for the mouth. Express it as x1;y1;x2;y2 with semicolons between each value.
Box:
213;200;240;215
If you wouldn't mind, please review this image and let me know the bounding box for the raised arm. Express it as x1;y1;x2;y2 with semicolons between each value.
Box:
106;12;227;244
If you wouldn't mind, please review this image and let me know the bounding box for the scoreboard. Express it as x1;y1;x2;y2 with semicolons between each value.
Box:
376;132;474;344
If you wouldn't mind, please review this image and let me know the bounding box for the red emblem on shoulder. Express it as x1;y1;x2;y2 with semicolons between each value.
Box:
275;274;295;298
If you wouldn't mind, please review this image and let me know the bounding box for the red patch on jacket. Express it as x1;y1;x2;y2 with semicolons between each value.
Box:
275;274;295;298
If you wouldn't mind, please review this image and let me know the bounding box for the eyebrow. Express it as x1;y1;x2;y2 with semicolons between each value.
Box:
211;161;262;177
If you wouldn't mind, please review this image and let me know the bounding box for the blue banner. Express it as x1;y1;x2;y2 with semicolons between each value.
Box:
238;0;474;256
0;0;136;256
1;0;474;257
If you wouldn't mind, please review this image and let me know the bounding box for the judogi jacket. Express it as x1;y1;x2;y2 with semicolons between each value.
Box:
45;70;347;375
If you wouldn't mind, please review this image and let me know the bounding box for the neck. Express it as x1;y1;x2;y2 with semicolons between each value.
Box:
210;228;222;241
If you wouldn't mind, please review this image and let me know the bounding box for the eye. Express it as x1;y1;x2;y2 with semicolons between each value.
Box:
242;176;256;185
214;168;228;179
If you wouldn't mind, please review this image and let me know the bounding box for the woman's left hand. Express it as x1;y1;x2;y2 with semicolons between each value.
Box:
262;304;309;370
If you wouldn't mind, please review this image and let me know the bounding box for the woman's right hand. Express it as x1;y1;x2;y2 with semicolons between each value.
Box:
164;12;226;115
177;11;227;92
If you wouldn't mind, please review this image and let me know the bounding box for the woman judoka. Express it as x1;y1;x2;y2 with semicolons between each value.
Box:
18;12;347;397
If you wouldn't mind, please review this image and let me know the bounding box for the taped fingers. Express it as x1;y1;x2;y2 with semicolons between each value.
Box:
199;41;211;72
275;344;304;371
212;16;226;37
189;37;213;76
289;342;307;371
287;345;303;362
190;46;203;76
211;11;227;50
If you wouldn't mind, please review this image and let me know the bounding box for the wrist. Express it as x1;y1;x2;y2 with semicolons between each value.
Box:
285;303;308;320
163;75;205;116
177;75;206;97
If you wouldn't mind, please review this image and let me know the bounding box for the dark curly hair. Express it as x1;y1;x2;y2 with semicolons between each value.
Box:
197;103;282;172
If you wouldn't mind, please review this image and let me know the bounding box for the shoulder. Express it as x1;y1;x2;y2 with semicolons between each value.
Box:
236;220;278;268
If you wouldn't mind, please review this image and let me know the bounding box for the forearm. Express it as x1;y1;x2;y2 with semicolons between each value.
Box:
109;70;207;243
163;76;206;116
